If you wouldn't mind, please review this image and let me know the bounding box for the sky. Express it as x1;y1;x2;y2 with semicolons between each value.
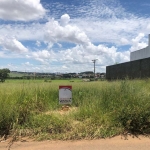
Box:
0;0;150;73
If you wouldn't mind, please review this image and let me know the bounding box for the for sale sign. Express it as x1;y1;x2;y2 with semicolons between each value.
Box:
59;86;72;104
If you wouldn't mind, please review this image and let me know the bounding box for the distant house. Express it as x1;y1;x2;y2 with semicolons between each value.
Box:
100;73;106;79
79;71;93;78
78;75;82;78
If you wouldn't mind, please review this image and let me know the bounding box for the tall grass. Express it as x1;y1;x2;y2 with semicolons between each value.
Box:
0;79;150;140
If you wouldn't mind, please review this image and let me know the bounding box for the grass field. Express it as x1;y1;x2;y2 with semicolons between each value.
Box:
9;72;28;77
0;79;150;140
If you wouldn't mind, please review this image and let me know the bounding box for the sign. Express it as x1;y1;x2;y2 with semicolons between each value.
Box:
59;86;72;104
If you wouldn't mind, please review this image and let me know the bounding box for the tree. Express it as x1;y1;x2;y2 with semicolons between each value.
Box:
0;68;10;82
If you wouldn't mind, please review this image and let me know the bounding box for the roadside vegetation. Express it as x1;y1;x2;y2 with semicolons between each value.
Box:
0;79;150;140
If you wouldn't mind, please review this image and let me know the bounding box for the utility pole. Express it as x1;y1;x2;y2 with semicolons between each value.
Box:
92;59;97;80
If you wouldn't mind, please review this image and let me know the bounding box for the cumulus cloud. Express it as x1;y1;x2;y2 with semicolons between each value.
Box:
26;42;129;73
29;50;57;64
44;15;90;46
0;0;46;21
41;14;130;68
1;14;150;46
1;0;148;72
32;50;51;59
0;37;28;53
60;14;70;26
130;33;148;52
121;38;129;45
65;44;129;66
0;12;131;72
132;33;145;43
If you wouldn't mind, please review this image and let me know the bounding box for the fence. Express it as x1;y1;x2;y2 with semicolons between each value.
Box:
106;57;150;80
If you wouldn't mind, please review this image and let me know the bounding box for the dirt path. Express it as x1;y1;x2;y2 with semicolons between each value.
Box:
0;135;150;150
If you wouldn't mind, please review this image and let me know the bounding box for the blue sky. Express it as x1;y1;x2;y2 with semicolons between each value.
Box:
0;0;150;73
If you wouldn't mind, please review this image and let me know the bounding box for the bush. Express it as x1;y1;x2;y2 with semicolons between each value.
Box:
115;107;150;134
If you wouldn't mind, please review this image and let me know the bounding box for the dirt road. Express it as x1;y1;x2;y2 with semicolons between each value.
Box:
0;136;150;150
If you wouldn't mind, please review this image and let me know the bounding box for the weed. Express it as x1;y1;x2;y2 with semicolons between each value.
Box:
0;79;150;140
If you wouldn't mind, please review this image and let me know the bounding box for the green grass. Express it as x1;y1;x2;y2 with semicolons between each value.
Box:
0;79;150;140
9;72;28;77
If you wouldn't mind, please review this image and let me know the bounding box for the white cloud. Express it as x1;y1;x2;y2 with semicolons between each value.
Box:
0;37;28;53
22;62;33;66
74;17;150;45
44;15;90;46
60;14;70;26
29;50;57;65
1;15;150;48
1;0;150;73
1;12;150;47
45;0;124;20
0;0;46;21
27;42;129;72
0;23;45;42
132;33;145;43
32;50;51;59
120;38;129;45
36;41;41;47
130;33;148;52
0;11;131;72
62;65;68;69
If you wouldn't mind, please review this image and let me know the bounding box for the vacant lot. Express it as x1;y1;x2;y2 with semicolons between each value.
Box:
0;79;150;141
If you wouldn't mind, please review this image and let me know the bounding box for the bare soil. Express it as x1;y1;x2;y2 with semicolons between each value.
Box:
0;135;150;150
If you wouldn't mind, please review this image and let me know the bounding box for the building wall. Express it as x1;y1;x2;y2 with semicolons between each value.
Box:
130;35;150;61
130;46;150;61
106;57;150;80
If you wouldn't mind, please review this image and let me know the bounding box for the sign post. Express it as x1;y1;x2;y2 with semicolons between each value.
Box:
59;86;72;105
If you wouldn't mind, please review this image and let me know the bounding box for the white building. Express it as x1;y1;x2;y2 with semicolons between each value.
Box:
130;34;150;61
